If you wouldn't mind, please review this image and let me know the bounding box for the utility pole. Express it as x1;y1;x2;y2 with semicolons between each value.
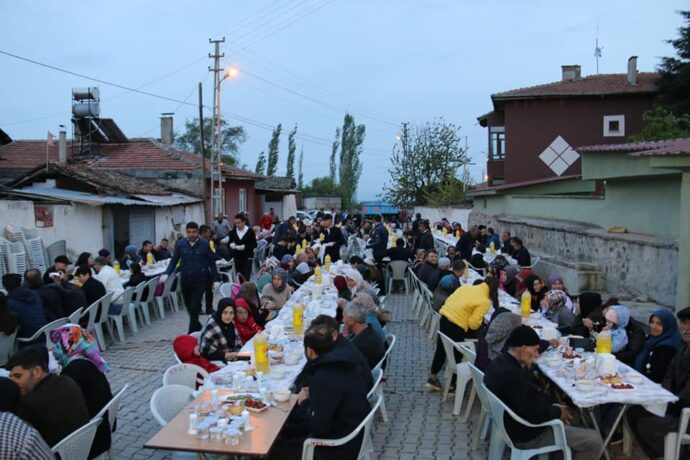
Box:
209;37;225;218
198;82;209;224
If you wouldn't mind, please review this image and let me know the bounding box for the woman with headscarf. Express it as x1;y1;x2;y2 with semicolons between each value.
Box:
199;298;243;362
260;268;293;314
489;255;509;277
606;304;646;366
634;309;682;383
237;281;268;328
546;273;574;313
543;290;576;331
432;274;460;312
234;298;263;344
173;335;220;374
121;245;140;270
570;292;605;337
514;268;534;297
499;266;519;298
344;268;367;296
50;324;113;459
603;305;631;354
524;274;545;312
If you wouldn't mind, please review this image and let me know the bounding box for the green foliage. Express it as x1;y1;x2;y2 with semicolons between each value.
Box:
297;145;304;189
628;106;690;141
301;176;340;196
338;114;365;209
174;117;246;165
286;124;297;179
266;123;282;176
255;151;267;175
382;119;470;208
330;128;340;182
420;177;470;207
656;11;690;115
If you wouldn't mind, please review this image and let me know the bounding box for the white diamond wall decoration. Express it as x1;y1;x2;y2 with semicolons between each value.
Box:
539;135;579;176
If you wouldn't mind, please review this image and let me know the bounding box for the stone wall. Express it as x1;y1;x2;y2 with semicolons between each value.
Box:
470;211;679;307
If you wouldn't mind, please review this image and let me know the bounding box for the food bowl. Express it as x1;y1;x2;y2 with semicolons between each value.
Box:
272;388;291;402
546;357;561;367
627;373;644;384
226;401;244;416
575;380;594;392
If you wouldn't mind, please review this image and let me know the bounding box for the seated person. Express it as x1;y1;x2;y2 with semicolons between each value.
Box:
546;274;574;312
343;301;386;369
476;311;522;372
290;261;312;287
261;269;293;316
75;265;106;307
234;298;263;344
173;335;220;374
470;253;487;273
485;326;603;459
124;262;147;288
156;238;172;260
2;273;46;345
432;274;460;312
23;268;68;322
446;245;458;262
8;346;90;447
411;249;426;273
628;307;690;459
93;256;124;314
199;299;243;362
510;237;531;267
0;293;19;366
138;240;159;263
350;291;388;342
542;290;576;332
499;266;519;298
609;304;646;367
0;411;54;460
634;309;682;383
238;282;269;328
50;325;113;459
272;237;290;262
524;274;545;312
270;324;371;460
569;292;605;338
416;249;441;290
120;245;140;270
386;238;413;262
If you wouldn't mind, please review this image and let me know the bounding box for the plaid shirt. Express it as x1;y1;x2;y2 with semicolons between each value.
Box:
200;317;243;360
0;412;54;460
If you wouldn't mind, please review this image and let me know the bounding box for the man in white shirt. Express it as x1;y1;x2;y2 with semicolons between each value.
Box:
94;256;124;314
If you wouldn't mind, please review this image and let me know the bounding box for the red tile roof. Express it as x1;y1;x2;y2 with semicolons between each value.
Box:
492;73;658;100
578;138;690;157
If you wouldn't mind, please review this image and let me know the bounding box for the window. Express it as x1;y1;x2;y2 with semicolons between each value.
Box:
603;115;625;137
489;126;506;160
239;188;247;213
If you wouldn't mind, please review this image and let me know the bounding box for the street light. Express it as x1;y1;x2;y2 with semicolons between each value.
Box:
211;65;239;217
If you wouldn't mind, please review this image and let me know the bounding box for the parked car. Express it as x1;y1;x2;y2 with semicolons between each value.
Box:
296;210;312;226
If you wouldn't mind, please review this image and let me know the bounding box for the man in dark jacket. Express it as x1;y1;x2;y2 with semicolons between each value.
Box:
455;225;477;261
42;255;72;285
75;265;106;307
627;307;690;458
273;216;297;244
8;346;90;447
164;221;219;333
386;238;414;262
415;220;435;252
365;214;389;268
417;249;441;290
23;268;68;322
501;231;514;255
511;237;532;267
485;326;602;460
343;302;386;369
321;214;345;262
229;213;258;281
2;274;46;343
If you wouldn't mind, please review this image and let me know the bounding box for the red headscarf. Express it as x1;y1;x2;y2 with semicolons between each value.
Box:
173;335;220;374
515;268;534;297
234;298;263;344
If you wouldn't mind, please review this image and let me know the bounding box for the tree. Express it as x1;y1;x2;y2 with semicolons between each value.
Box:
382;119;470;208
656;11;690;115
255;151;267;174
266;123;282;176
330;128;340;182
286;124;297;179
301;176;340;196
175;117;246;165
628;107;690;141
297;145;304;189
338;114;365;209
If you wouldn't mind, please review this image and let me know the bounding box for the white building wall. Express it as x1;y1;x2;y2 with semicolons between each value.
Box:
153;203;205;244
413;206;472;230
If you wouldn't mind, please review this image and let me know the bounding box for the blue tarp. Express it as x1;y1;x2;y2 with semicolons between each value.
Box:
360;201;399;215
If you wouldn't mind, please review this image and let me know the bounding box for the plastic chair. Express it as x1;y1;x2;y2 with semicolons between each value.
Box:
150;384;194;426
80;293;111;351
108;288;136;342
386;261;410;295
156;273;177;317
168;273;182;313
132;281;151;327
438;332;476;417
17;317;68;347
368;368;384;401
468;363;494;451
484;385;572;460
92;383;129;459
664;407;690;460
142;278;161;320
219;282;233;298
0;329;17;366
302;394;382;460
51;417;102;460
372;333;396;422
429;311;441;341
68;307;83;324
162;363;209;389
94;291;114;350
520;256;541;270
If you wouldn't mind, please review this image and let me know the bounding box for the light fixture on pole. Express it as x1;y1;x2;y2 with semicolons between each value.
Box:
212;65;239;217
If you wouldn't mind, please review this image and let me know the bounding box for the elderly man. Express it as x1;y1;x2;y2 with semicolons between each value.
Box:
485;326;602;460
627;307;690;459
511;237;532;267
343;301;386;369
213;213;232;240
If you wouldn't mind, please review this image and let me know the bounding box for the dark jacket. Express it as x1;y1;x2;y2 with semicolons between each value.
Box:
17;374;90;447
6;287;46;340
417;261;441;291
513;246;531;267
124;272;147;289
300;345;371;460
386;246;413;262
501;239;514;256
273;221;293;243
350;325;386;370
615;319;646;366
663;343;690;416
81;277;106;307
639;344;679;384
366;223;389;258
28;283;67;322
229;226;258;262
455;232;475;261
484;352;561;444
165;237;219;283
415;229;435;252
61;359;114;459
323;226;345;262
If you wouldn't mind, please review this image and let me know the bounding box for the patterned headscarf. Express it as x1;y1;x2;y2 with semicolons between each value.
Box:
544;290;568;311
489;255;509;275
49;324;109;373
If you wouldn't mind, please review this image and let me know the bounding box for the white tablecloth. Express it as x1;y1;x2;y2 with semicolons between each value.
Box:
536;351;678;415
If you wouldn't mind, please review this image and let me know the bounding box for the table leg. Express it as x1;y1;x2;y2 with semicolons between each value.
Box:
587;409;611;460
593;404;630;460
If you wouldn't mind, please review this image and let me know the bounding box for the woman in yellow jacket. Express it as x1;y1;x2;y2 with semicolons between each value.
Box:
427;277;499;391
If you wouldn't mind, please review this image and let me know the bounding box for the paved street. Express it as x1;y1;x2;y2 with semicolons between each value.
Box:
102;293;645;459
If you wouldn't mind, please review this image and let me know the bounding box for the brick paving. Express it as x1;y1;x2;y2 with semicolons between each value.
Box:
102;293;647;459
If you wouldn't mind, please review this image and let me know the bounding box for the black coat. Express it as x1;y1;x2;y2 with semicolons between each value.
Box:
229;226;258;261
415;230;435;252
663;343;690;416
639;344;678;384
386;246;413;262
513;246;531;267
350;326;386;370
615;319;646;366
30;284;67;322
366;223;389;258
455;232;474;261
484;352;561;444
81;277;106;307
417;262;441;291
323;226;345;262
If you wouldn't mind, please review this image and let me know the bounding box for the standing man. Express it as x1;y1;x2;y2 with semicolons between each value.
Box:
199;225;219;315
321;214;345;262
366;214;389;268
213;213;232;241
455;226;477;261
415;219;435;252
229;213;257;281
164;221;219;333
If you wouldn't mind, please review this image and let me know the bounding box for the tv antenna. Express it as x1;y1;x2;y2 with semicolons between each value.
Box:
594;22;603;74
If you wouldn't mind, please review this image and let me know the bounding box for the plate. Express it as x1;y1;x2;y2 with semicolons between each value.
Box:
609;383;636;391
244;398;269;412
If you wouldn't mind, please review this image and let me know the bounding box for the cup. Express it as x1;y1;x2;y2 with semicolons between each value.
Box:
210;426;224;442
224;429;240;446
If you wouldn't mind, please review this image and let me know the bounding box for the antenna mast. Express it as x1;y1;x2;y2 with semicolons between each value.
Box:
594;22;603;75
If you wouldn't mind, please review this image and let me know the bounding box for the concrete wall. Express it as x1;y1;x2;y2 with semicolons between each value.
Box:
153;203;204;244
302;196;342;211
469;211;678;307
413;206;472;230
0;200;104;262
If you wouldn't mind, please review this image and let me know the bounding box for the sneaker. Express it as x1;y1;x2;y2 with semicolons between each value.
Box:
426;377;442;392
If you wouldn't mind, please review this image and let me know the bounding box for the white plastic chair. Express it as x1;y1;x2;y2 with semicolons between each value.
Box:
520;256;541;270
68;307;83;324
156;273;177;316
150;384;194;426
17;317;68;347
219;282;233;298
664;407;690;460
302;394;382;460
372;333;395;422
51;417;102;460
484;385;572;460
132;281;151;326
168;273;183;313
142;278;160;320
438;332;477;417
79;293;111;351
92;384;129;460
429;311;441;341
468;363;493;450
94;291;114;351
108;287;137;342
162;363;209;389
368;368;384;401
386;261;410;295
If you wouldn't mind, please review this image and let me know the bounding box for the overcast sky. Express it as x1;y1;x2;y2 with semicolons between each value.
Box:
1;0;685;200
